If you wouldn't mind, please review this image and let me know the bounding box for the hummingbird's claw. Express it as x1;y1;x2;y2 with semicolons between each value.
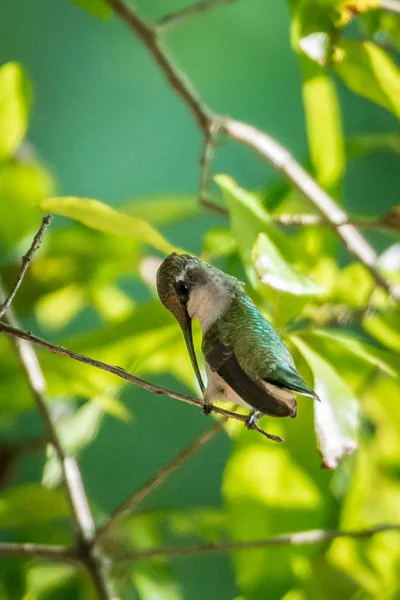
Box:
245;411;260;430
246;411;284;443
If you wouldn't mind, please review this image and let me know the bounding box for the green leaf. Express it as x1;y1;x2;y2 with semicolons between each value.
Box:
310;330;399;378
223;433;329;599
71;0;112;20
293;337;359;470
253;233;324;296
24;564;78;600
133;563;183;600
124;194;201;226
0;484;69;527
215;174;322;297
333;40;400;119
346;133;400;161
364;307;400;352
0;62;31;160
301;58;345;186
0;161;53;250
41;196;178;255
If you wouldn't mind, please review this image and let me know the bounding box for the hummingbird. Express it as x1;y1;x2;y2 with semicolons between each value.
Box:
156;252;319;440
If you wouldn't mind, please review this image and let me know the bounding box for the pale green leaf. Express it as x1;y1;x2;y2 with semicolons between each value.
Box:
0;161;53;249
35;284;87;329
71;0;112;19
301;58;345;186
0;62;31;160
293;337;359;470
253;233;324;296
310;329;398;377
125;194;201;226
41;196;178;254
24;564;77;600
0;484;69;527
333;40;400;119
215;174;293;288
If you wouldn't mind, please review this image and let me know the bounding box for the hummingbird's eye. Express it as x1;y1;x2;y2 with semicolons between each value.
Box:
176;280;189;302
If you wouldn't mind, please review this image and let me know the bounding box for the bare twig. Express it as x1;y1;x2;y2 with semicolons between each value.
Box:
199;120;223;212
156;0;236;32
0;283;116;600
96;418;227;544
199;207;400;230
381;0;400;14
0;216;52;320
117;523;400;561
0;542;78;562
104;0;400;303
268;213;400;230
0;322;282;442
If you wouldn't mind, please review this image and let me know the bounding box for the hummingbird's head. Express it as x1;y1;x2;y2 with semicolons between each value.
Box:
156;253;205;392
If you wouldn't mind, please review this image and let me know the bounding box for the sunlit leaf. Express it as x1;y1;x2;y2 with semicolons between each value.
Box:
0;161;53;249
310;329;399;378
364;307;400;352
223;433;328;598
35;284;87;329
253;233;324;296
71;0;112;19
293;337;359;469
0;484;69;527
333;40;400;119
125;194;201;226
23;564;78;600
301;58;345;186
215;175;321;296
41;196;178;255
0;62;31;160
133;563;183;600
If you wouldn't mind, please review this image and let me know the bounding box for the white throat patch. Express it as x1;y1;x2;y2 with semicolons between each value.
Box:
186;281;231;332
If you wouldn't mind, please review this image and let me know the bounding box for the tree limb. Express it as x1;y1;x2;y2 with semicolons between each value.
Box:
117;523;400;561
0;322;283;443
104;0;400;303
95;418;227;544
0;216;52;320
0;542;78;562
156;0;237;32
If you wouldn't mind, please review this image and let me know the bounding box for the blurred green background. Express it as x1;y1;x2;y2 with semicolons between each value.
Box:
1;1;400;599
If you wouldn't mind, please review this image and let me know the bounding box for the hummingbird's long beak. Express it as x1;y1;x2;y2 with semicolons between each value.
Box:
182;313;205;394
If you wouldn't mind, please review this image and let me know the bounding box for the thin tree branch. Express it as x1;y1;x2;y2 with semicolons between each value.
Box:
0;283;116;600
0;216;52;320
199;207;400;230
96;418;227;544
117;523;400;561
0;322;283;443
0;542;78;562
381;0;400;14
268;213;400;231
199;121;224;213
104;0;400;303
156;0;236;33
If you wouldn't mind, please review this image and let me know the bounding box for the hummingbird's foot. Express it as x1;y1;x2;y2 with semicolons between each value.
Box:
245;411;284;443
245;410;261;430
202;401;213;416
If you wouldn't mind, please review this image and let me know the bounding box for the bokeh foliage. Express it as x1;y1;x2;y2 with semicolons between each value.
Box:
1;0;400;598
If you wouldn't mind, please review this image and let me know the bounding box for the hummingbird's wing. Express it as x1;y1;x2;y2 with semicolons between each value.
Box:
266;363;319;400
205;340;297;418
